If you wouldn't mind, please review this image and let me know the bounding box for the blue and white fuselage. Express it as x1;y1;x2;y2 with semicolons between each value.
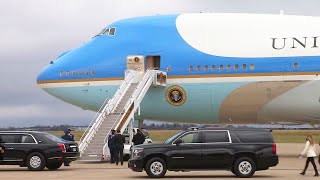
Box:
37;13;320;124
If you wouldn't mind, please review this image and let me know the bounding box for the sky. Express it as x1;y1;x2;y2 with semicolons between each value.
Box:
1;0;320;128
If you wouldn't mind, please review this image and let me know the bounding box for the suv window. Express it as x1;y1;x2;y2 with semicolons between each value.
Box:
235;130;273;143
179;132;200;143
202;131;230;143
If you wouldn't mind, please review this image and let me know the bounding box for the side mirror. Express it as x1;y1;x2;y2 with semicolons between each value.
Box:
174;139;182;146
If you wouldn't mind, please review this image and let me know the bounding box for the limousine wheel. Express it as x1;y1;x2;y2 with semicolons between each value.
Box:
47;162;62;170
233;157;256;178
27;152;46;171
145;157;167;178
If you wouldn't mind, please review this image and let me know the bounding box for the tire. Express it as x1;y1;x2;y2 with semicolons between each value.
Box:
26;152;46;171
145;157;167;178
233;157;256;178
231;169;236;175
46;162;62;170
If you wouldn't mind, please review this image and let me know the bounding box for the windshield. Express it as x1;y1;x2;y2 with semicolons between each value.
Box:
93;27;116;38
164;131;184;144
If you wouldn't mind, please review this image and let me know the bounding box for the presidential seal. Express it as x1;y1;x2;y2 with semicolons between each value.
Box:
165;85;187;106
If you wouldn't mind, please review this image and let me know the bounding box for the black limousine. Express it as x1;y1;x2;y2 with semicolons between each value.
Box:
0;131;79;170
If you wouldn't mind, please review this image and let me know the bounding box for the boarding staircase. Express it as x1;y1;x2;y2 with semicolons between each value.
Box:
79;70;166;161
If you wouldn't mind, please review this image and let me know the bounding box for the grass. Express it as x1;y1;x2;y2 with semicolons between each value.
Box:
272;130;320;143
48;129;320;143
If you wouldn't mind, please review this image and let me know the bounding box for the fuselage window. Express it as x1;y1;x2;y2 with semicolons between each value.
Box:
66;71;69;76
91;69;95;75
72;71;76;76
219;65;224;71
204;65;208;71
242;64;247;70
235;64;239;70
211;65;216;71
60;71;63;77
85;70;89;75
109;28;116;35
227;64;231;70
196;65;201;71
293;62;299;69
166;66;171;72
78;70;82;76
189;66;194;71
250;64;255;70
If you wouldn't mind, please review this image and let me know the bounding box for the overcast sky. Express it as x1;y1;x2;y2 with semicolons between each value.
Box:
1;0;320;128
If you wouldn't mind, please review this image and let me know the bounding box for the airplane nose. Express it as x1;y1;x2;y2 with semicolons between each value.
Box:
37;50;70;86
37;61;57;88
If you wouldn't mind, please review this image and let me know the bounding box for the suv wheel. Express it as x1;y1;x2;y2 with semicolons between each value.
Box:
26;152;46;171
145;157;167;178
233;157;256;178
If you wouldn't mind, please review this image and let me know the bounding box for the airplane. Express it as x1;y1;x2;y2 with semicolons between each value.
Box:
37;13;320;126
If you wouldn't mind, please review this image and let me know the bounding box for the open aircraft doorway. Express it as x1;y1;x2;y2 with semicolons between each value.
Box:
146;55;160;70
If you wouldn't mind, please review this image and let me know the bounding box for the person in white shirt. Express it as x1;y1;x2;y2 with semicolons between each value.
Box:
299;135;319;176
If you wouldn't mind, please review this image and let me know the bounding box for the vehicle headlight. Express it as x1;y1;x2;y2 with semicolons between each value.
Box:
131;148;144;158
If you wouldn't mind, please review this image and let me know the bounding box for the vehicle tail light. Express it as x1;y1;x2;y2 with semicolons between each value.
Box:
58;143;66;152
272;143;277;154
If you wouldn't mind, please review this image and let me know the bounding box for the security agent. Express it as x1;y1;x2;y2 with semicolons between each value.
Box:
61;128;75;166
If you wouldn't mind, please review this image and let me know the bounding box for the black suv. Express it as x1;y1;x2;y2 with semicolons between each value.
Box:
0;131;79;171
128;127;278;178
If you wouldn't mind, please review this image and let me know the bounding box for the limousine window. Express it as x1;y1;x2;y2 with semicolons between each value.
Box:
21;135;36;143
203;131;229;143
0;134;17;143
0;134;35;143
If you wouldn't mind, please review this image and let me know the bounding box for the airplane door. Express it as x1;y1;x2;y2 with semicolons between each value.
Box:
146;56;160;70
126;56;145;79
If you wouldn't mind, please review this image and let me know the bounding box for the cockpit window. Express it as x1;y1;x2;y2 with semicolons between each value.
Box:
109;28;116;35
95;27;116;37
102;28;109;35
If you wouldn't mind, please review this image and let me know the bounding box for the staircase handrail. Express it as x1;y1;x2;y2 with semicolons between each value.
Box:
79;70;137;153
102;70;156;156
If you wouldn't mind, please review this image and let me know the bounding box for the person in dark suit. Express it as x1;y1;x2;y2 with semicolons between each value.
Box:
61;128;75;141
114;129;125;165
132;129;145;145
61;128;74;166
108;129;116;163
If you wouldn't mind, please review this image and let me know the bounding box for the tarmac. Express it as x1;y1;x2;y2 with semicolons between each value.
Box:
0;143;318;180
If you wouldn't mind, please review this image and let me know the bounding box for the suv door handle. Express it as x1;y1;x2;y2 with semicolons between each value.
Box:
7;147;14;150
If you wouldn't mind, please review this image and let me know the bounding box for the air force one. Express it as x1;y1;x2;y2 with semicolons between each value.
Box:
37;13;320;125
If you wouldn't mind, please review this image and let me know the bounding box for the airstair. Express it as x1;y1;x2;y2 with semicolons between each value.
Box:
79;70;166;161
